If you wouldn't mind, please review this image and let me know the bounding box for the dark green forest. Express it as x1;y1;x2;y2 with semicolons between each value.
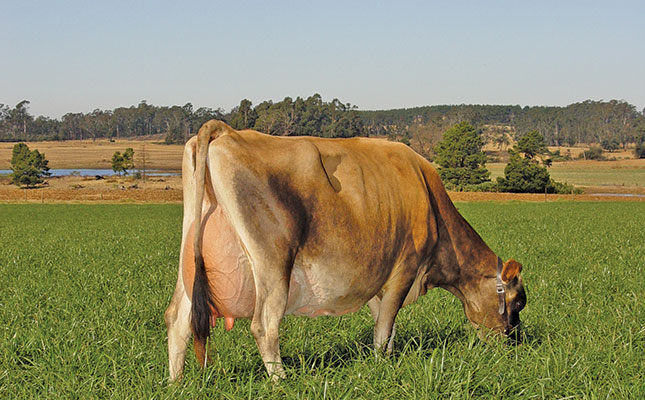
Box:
1;96;644;150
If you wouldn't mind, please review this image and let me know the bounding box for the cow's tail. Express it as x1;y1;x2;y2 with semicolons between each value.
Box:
191;119;233;344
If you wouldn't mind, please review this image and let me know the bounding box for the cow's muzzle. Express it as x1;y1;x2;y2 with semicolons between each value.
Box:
505;321;522;344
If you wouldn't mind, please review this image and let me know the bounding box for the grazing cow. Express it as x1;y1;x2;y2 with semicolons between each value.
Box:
164;120;526;381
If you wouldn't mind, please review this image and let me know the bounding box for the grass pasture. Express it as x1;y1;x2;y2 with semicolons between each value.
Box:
0;203;643;398
487;159;645;190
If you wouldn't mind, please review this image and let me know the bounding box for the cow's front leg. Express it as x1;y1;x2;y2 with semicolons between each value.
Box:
372;291;405;354
372;265;417;354
249;260;290;381
367;296;396;354
165;274;193;381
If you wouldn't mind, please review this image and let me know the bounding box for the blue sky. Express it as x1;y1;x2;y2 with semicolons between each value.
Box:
2;1;644;118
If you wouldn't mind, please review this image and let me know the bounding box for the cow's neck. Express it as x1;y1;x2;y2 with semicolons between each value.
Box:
427;191;497;298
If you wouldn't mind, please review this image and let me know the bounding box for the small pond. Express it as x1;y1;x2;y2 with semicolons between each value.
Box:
0;169;180;177
588;193;645;198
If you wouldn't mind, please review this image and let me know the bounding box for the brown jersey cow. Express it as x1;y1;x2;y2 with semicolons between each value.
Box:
164;120;526;381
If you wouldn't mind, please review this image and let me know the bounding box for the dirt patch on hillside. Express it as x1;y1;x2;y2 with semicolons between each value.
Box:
0;175;183;203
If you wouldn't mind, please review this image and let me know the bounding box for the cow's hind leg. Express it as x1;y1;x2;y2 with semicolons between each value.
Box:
207;142;307;380
221;217;292;379
248;257;290;381
367;296;396;354
165;275;193;381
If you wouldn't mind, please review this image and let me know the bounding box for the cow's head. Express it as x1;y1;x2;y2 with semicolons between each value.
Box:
462;259;526;340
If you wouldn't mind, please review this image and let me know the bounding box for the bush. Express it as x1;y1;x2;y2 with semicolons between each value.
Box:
516;130;547;159
547;179;583;194
496;151;583;194
10;143;50;188
464;181;499;192
443;181;498;192
434;122;490;187
635;142;645;159
601;138;620;151
496;153;550;193
578;146;604;160
446;176;581;194
111;148;135;175
438;166;490;186
548;149;572;161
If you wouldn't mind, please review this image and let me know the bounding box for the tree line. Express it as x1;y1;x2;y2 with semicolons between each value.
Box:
2;96;643;148
361;100;645;148
0;94;365;143
0;100;225;143
227;94;365;138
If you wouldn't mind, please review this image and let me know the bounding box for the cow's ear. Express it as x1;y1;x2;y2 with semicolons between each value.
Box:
501;259;522;284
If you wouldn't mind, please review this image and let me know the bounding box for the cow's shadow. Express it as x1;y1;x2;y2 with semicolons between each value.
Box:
209;319;542;382
280;322;543;372
213;323;469;382
281;323;472;370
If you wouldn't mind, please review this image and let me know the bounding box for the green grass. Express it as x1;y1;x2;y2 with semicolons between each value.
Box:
1;203;643;398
